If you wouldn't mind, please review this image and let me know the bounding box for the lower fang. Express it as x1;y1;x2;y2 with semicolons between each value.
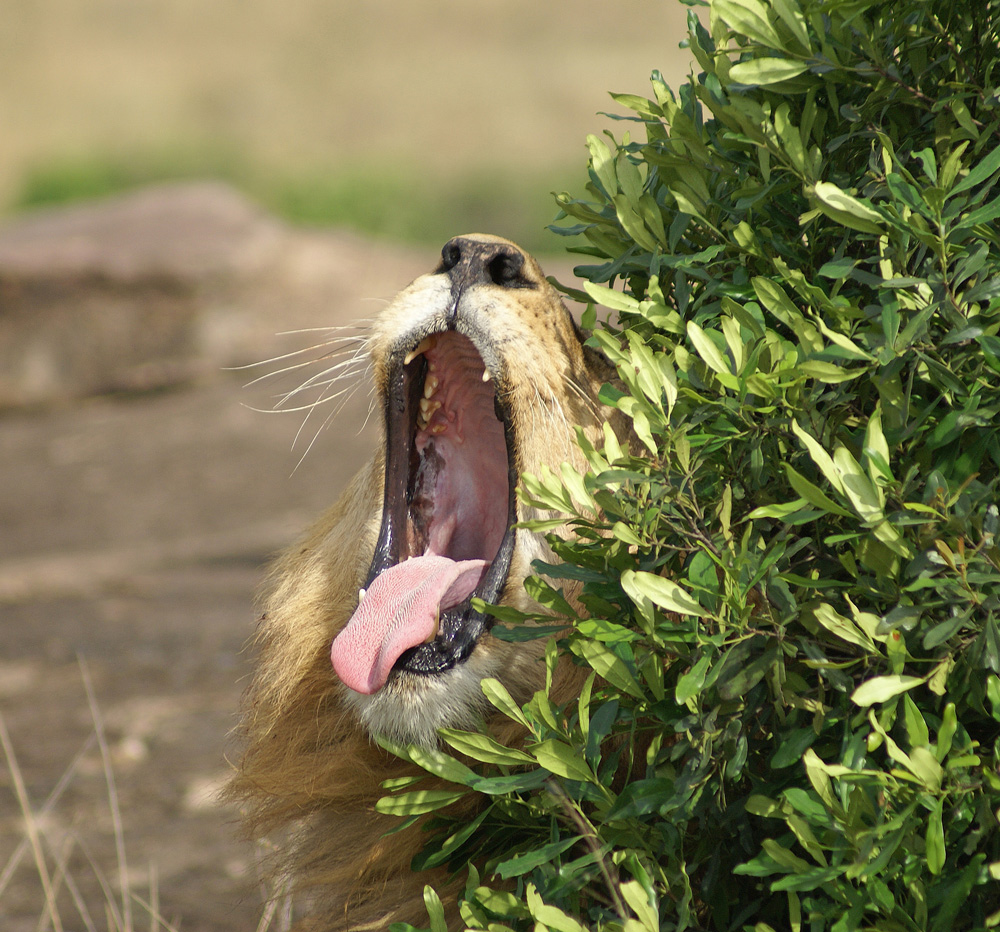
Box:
424;609;441;643
482;369;491;382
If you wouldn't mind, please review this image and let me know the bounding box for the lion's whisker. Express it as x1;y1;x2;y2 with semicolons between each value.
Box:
273;357;368;407
242;352;363;389
231;332;369;372
291;385;365;473
267;386;361;416
274;320;374;336
566;376;601;416
357;389;378;434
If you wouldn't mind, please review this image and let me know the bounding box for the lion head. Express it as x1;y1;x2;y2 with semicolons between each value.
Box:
330;234;615;745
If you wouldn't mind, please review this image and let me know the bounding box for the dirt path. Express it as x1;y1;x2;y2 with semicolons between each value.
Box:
0;376;378;931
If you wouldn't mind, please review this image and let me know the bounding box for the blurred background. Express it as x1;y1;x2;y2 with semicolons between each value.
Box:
0;2;695;930
2;0;695;250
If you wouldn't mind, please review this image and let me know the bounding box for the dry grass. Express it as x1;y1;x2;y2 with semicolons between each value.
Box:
0;661;181;932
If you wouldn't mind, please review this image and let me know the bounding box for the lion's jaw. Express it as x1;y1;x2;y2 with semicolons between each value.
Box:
330;234;601;747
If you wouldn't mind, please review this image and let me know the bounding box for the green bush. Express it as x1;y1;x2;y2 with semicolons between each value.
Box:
382;1;1000;929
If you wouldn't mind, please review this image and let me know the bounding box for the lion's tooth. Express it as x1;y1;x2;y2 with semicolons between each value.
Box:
358;587;366;601
481;369;491;383
424;609;440;643
403;335;436;365
423;374;439;398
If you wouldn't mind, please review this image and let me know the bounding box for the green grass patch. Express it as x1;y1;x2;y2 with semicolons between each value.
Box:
12;146;251;211
267;163;575;255
11;150;577;254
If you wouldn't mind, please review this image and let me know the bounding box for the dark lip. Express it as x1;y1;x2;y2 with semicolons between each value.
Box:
363;326;518;677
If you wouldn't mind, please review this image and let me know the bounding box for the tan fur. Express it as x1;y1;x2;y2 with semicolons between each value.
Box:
227;235;625;930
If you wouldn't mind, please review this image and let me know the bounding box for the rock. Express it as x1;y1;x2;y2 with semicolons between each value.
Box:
0;182;433;409
0;183;280;407
0;181;283;283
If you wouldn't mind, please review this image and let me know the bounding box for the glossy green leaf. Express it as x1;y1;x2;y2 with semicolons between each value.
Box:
439;729;535;767
730;58;809;85
948;142;1000;196
620;879;658;932
925;799;946;875
375;788;467;816
771;0;811;51
714;0;783;47
791;421;844;495
784;463;851;516
405;745;478;786
480;677;531;730
687;320;733;378
424;885;448;932
675;653;712;704
495;837;582;879
621;569;706;616
813;181;885;233
526;884;588;932
851;674;925;707
569;638;645;699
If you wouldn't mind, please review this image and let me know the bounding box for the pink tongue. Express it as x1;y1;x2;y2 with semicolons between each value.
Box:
331;555;488;695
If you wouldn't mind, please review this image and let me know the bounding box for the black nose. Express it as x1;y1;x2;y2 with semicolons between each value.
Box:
438;236;531;290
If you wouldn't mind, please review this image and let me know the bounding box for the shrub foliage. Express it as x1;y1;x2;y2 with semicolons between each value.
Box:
383;0;1000;929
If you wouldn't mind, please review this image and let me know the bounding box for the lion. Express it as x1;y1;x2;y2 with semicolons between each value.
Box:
227;234;626;930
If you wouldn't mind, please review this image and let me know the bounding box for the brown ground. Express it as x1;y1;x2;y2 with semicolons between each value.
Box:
0;186;584;931
0;381;373;932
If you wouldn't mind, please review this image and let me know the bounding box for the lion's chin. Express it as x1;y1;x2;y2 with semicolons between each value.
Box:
340;643;506;748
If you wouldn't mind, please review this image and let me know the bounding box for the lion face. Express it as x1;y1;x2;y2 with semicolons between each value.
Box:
327;234;613;747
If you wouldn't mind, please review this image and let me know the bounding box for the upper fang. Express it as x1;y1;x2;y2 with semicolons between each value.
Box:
404;335;437;366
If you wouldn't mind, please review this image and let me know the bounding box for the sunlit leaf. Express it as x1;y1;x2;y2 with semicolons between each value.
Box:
439;729;535;767
851;674;926;707
730;58;809;85
812;181;885;233
621;569;706;616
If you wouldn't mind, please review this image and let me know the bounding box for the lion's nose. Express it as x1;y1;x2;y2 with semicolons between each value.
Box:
439;236;529;289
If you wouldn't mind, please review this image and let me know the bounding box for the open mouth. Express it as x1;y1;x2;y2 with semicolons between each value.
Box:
331;329;517;694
